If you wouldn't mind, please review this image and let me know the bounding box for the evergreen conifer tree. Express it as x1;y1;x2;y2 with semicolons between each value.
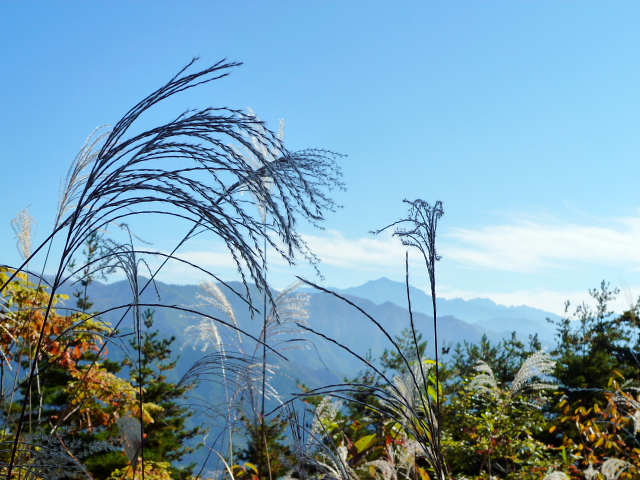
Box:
125;309;204;480
236;411;292;480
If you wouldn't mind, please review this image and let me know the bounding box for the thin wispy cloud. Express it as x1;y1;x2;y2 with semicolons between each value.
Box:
300;230;415;270
143;214;640;316
158;231;412;274
443;215;640;273
153;214;640;280
148;230;425;285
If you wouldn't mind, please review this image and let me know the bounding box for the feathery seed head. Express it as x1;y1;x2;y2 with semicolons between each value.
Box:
11;207;36;261
633;410;640;435
310;396;342;441
601;458;629;480
468;361;499;395
55;126;110;227
583;463;599;480
365;459;397;480
543;473;569;480
509;349;556;397
198;280;237;325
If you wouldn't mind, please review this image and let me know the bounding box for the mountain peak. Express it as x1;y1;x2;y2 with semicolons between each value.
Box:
338;278;559;324
364;277;398;286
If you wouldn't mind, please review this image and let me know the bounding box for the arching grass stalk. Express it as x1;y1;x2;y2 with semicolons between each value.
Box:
373;200;444;466
277;200;446;480
183;280;310;477
285;276;450;480
0;58;343;479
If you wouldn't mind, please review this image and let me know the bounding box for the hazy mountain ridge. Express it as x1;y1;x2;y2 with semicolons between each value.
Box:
49;276;560;467
336;277;561;324
50;276;559;374
334;277;559;346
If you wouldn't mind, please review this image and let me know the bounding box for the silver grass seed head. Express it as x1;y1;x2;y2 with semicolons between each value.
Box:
183;318;223;352
583;462;599;480
396;439;422;470
239;361;282;404
468;361;499;395
543;473;569;480
261;281;311;351
311;396;342;440
509;349;557;397
633;409;640;435
269;284;310;325
391;359;433;415
337;445;348;465
364;459;396;480
198;280;237;325
601;458;630;480
11;207;36;261
56;126;110;227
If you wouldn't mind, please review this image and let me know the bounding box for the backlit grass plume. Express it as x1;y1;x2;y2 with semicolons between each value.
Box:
10;208;36;262
469;350;556;398
0;58;343;479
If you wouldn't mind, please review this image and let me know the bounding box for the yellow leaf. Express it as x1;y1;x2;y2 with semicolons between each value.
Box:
354;434;378;453
418;466;431;480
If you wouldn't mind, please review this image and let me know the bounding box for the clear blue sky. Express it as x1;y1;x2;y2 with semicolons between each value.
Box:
3;1;640;314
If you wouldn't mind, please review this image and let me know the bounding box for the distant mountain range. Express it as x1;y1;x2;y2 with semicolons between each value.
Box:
52;276;561;380
336;277;560;324
49;275;562;466
334;277;560;346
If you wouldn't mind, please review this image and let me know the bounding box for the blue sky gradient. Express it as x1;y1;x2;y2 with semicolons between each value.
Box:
3;1;640;314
